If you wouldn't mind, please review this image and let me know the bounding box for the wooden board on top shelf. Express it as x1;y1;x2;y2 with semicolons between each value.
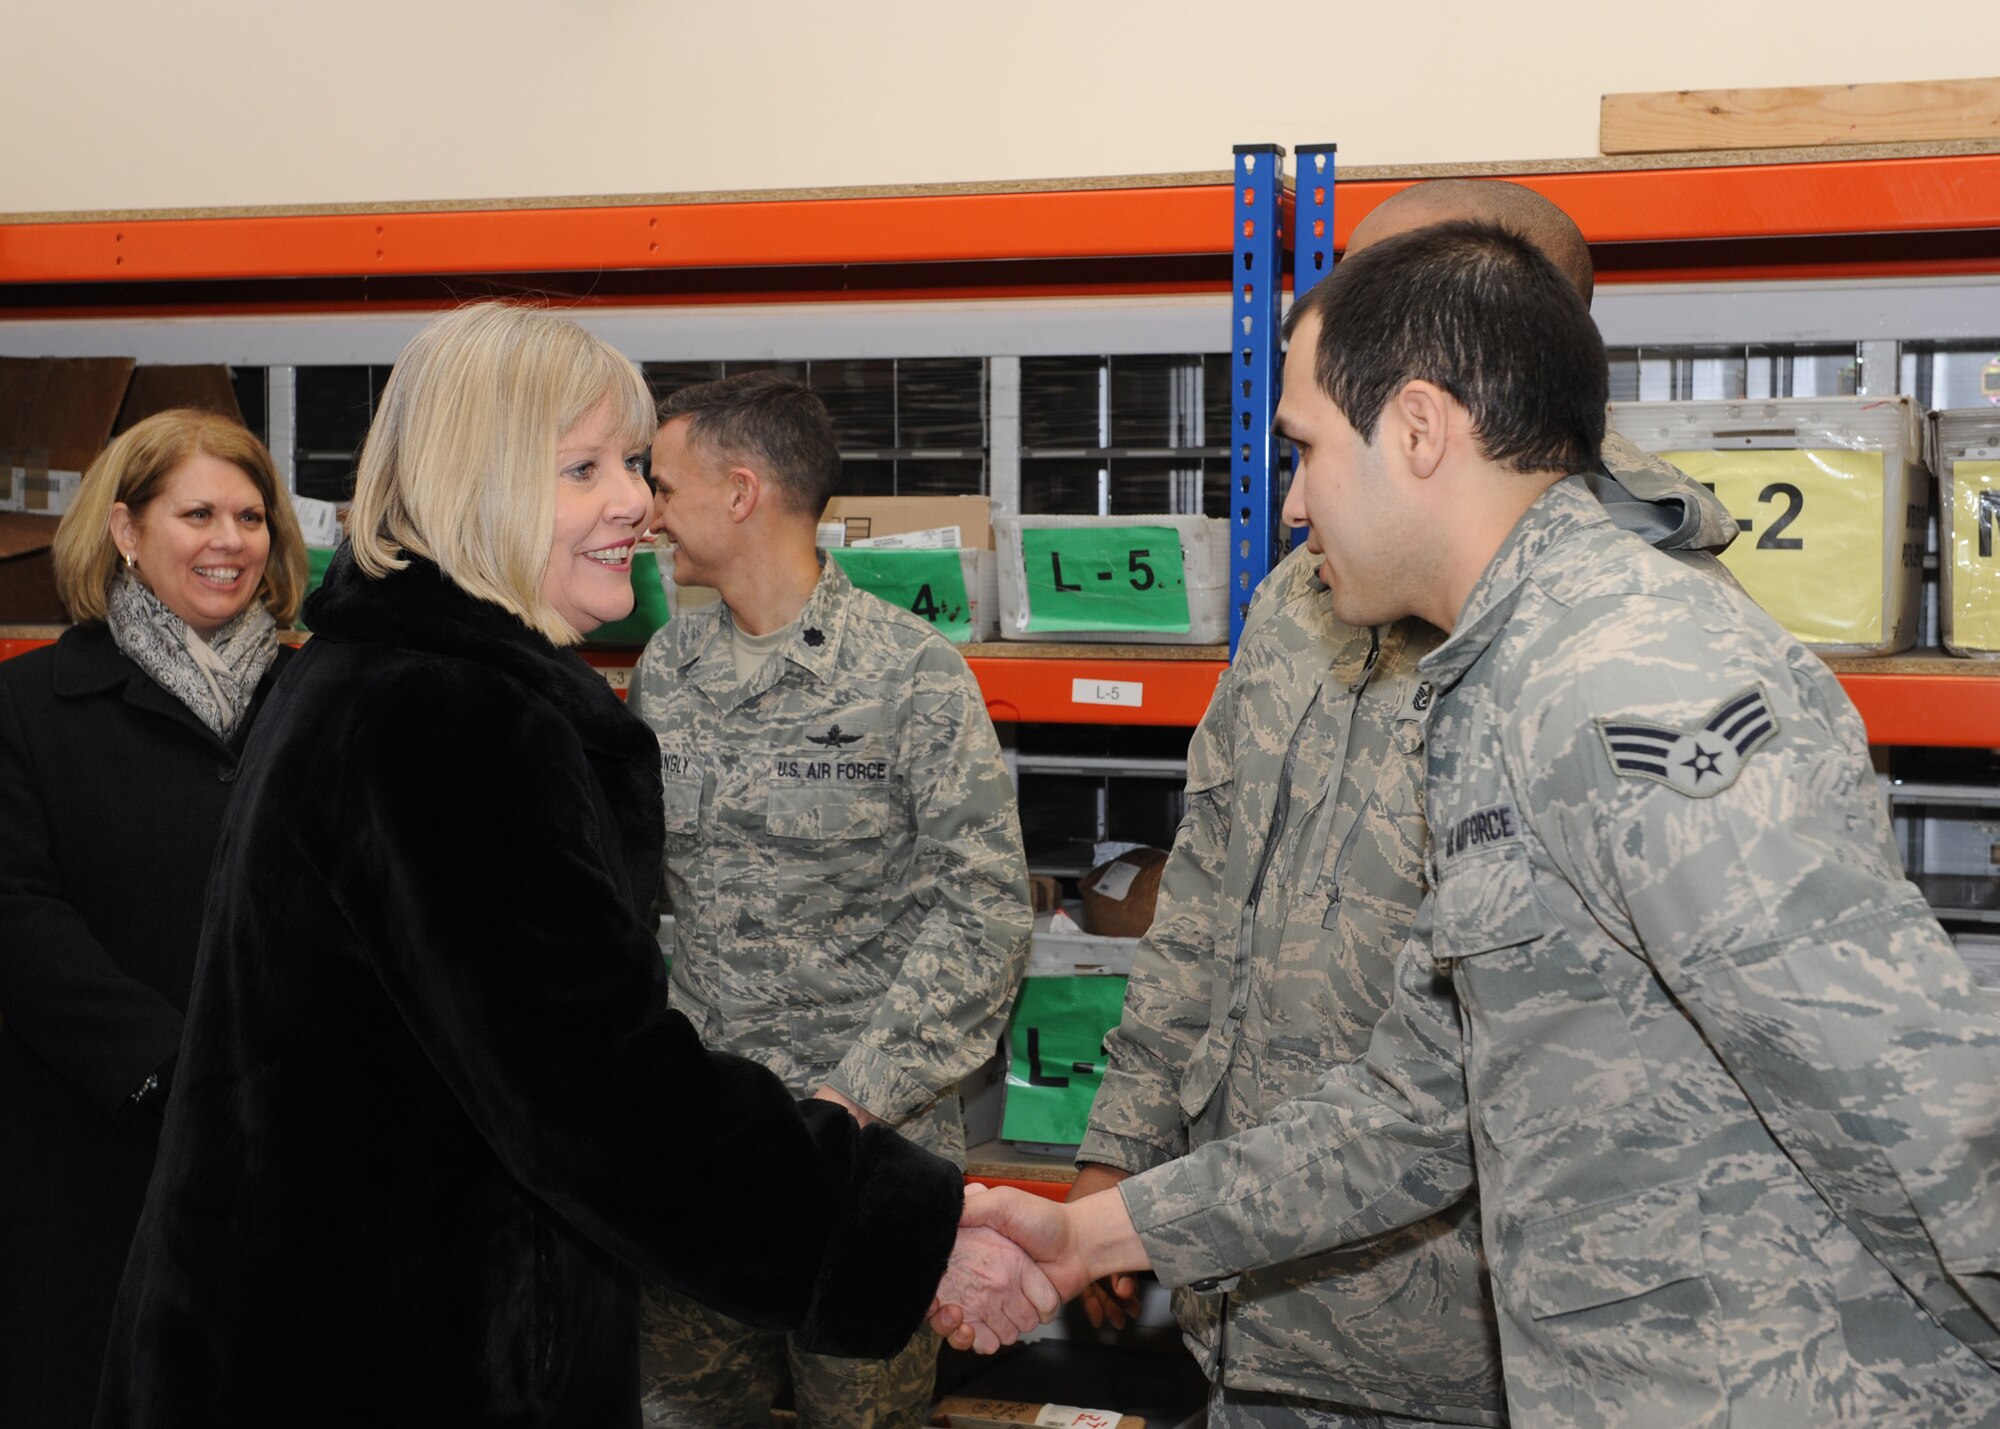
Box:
1602;79;2000;157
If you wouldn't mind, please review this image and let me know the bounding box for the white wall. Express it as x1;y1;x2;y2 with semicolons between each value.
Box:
4;0;1992;215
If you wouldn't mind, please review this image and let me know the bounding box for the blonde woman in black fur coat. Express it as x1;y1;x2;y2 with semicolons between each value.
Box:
95;305;1053;1429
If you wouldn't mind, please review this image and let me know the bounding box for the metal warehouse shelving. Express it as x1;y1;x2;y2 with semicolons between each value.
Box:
8;143;2000;1210
7;140;2000;748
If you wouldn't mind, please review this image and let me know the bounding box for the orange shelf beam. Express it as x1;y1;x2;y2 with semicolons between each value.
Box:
5;153;1998;289
9;640;1998;744
968;656;1227;727
1835;672;2000;748
1331;153;2000;249
0;185;1241;286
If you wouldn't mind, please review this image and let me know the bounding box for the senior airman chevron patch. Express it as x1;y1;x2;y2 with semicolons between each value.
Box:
1594;685;1778;798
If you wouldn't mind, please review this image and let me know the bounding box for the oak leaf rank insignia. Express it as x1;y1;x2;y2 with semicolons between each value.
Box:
1594;685;1778;798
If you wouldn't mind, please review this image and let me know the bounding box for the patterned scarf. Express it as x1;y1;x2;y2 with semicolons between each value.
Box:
107;570;280;740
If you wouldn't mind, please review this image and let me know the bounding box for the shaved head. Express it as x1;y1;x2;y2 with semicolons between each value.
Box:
1346;179;1594;306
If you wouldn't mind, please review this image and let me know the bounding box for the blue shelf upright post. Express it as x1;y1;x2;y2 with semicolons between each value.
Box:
1293;144;1338;302
1228;143;1286;656
1283;143;1339;562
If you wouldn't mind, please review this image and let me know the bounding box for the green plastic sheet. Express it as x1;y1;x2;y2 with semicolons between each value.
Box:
1019;525;1189;633
828;547;973;642
1001;974;1129;1146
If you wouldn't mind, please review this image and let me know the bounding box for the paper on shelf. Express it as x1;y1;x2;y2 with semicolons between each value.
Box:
850;524;962;550
293;495;344;549
1090;860;1141;901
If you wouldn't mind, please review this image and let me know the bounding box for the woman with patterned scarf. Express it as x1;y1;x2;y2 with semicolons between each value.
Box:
0;408;306;1429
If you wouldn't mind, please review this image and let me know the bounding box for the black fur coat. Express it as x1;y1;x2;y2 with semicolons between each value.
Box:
96;550;961;1429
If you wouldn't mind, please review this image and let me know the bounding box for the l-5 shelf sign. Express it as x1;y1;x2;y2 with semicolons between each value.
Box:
1020;525;1191;634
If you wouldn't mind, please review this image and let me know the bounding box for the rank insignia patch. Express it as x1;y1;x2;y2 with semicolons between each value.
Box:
1595;685;1778;798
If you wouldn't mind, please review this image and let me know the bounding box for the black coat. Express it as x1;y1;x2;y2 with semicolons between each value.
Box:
95;551;960;1429
0;624;291;1429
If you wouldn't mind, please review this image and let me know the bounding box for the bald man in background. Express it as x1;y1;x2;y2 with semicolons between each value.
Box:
1055;180;1737;1429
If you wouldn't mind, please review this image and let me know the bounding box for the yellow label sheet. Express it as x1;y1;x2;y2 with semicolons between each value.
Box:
1946;459;2000;653
1662;449;1892;646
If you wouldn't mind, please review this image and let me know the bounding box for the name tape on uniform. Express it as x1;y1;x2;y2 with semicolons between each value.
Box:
1020;525;1190;634
772;756;891;783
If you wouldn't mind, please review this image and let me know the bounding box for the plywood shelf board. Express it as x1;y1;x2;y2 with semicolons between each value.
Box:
1603;79;2000;156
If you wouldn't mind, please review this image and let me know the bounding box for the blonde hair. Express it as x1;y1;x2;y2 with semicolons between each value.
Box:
52;408;307;626
345;302;656;645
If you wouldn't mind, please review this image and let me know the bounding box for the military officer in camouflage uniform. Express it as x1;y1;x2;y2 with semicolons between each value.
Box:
946;221;2000;1425
1072;180;1737;1429
633;372;1032;1429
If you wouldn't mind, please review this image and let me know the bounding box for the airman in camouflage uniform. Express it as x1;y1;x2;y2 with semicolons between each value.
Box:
1077;179;1739;1429
633;373;1031;1429
1107;224;2000;1425
1081;451;1733;1429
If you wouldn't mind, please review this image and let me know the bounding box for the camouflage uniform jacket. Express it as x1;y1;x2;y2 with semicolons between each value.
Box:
1087;448;1735;1419
1123;479;2000;1426
632;558;1031;1164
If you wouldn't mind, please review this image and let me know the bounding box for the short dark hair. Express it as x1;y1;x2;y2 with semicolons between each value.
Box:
658;371;842;515
1286;220;1606;476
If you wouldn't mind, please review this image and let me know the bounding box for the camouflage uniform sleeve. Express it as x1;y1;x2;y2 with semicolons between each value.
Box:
1518;600;2000;1350
1118;918;1475;1290
824;644;1032;1125
1076;658;1238;1175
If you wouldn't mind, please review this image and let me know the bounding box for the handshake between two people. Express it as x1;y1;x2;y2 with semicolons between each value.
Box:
927;1167;1150;1354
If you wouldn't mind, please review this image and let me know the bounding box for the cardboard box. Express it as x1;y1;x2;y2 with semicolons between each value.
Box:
1932;408;2000;658
0;512;67;624
1608;397;1926;656
114;364;244;436
995;514;1229;645
931;1398;1143;1429
820;494;993;551
0;357;244;516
